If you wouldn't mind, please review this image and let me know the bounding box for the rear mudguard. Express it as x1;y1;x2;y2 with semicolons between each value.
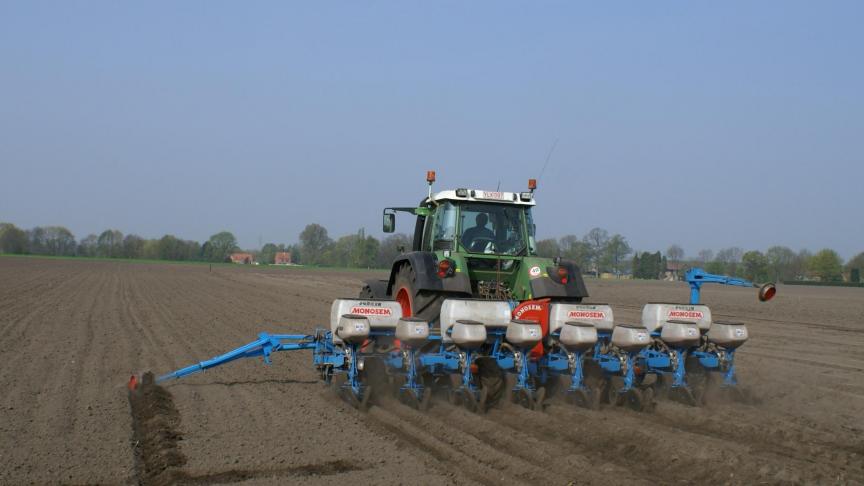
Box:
383;252;473;296
530;260;589;300
361;279;389;298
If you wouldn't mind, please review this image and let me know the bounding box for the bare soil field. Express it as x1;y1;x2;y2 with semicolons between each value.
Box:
1;257;862;485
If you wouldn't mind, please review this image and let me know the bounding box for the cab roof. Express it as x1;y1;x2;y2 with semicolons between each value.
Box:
429;189;536;206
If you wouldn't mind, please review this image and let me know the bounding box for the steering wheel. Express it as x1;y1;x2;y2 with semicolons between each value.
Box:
468;236;496;253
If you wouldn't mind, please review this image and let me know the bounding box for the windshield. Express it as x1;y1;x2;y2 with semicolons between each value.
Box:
459;202;529;256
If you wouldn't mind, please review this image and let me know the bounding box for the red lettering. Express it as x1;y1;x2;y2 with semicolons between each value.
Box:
514;304;541;319
567;310;606;320
668;310;703;319
350;307;393;316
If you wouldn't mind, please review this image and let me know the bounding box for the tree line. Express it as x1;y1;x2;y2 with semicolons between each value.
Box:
0;221;410;270
1;221;862;282
0;223;240;263
535;230;863;283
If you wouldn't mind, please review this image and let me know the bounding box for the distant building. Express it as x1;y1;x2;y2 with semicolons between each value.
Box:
665;261;684;281
230;252;254;264
274;251;292;265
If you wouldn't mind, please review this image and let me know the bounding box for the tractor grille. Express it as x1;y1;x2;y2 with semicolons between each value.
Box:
476;280;514;300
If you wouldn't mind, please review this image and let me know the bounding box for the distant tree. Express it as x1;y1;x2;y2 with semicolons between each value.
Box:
157;235;194;261
158;235;178;260
199;241;211;261
319;229;378;268
535;238;560;258
559;235;592;272
259;243;280;265
285;243;302;265
716;247;744;276
348;229;378;268
29;226;76;256
0;223;28;254
716;247;743;262
604;234;632;276
77;234;99;257
325;234;356;267
632;252;640;276
666;244;684;263
696;249;714;264
666;244;684;278
186;240;202;260
633;251;662;279
741;250;770;282
142;239;160;260
355;232;380;268
583;228;609;275
299;224;332;266
122;234;145;259
97;229;124;258
705;260;726;275
845;252;864;282
793;249;813;279
765;246;797;281
27;227;48;254
206;231;238;262
377;233;411;267
809;249;843;281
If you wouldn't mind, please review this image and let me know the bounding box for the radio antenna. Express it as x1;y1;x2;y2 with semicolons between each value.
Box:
537;138;559;186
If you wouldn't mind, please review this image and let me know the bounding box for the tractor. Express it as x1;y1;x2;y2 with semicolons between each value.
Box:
360;171;588;320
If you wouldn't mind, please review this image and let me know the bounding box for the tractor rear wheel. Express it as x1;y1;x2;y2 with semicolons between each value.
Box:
358;285;375;299
392;264;448;322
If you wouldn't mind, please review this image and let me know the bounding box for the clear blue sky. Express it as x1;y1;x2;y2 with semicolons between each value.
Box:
1;1;861;258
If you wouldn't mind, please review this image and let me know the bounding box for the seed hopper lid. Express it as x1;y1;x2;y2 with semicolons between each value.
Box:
455;319;484;326
565;321;596;328
616;324;648;330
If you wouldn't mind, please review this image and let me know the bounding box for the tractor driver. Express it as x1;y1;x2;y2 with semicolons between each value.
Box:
461;213;495;251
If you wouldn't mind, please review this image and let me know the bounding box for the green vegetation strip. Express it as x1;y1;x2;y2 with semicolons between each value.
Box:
0;253;387;273
782;280;864;288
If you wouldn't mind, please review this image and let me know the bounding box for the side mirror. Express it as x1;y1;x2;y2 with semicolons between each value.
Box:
758;283;776;302
383;213;395;233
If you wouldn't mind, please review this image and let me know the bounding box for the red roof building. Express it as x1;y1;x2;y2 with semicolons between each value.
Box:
230;252;254;264
274;251;292;265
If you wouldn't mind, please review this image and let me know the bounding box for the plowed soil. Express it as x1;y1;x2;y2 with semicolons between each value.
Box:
1;257;862;485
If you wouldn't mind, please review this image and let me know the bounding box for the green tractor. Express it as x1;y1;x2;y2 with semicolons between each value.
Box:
360;171;589;321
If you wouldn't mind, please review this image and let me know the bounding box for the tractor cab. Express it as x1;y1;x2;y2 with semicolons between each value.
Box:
395;189;538;258
383;172;537;258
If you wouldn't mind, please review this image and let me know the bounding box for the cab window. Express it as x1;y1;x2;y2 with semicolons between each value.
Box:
430;202;457;250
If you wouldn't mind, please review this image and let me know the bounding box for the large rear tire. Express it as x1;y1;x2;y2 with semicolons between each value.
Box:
392;264;448;322
358;285;375;299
